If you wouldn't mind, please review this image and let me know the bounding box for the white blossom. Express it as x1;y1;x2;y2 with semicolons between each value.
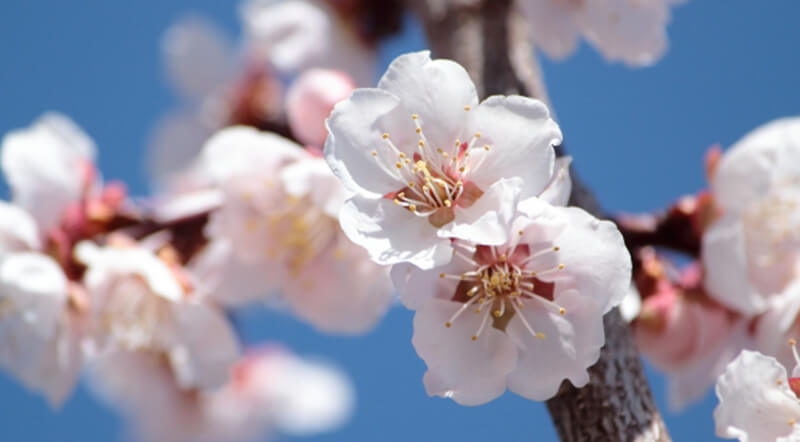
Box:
325;51;562;269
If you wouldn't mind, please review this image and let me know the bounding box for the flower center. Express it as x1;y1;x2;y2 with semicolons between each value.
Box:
439;238;568;341
376;109;488;227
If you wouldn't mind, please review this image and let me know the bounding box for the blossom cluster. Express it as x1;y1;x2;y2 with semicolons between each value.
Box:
0;0;697;439
619;116;800;439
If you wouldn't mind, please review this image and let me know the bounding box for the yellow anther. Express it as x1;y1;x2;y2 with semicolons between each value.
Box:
471;335;478;341
553;246;560;252
409;205;417;212
382;133;389;139
437;148;443;153
475;132;481;138
399;152;406;158
444;200;452;207
499;254;507;262
398;192;405;198
536;332;546;340
416;127;422;134
404;159;411;164
559;308;566;315
442;152;449;158
393;198;401;205
558;264;565;270
411;114;419;120
418;140;425;147
396;162;403;169
464;105;471;111
790;338;797;346
459;166;465;172
493;310;502;318
474;308;481;314
530;271;537;277
372;150;377;156
445;322;452;328
439;273;446;278
518;230;524;236
408;181;415;188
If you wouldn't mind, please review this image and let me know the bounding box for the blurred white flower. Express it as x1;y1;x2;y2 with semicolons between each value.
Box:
90;347;354;442
702;117;800;315
286;68;355;147
190;126;393;334
76;240;240;390
325;51;562;269
391;193;630;404
518;0;684;67
714;349;800;442
0;113;98;406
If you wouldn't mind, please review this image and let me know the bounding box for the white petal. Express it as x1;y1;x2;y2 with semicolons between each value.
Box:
536;205;632;314
162;16;233;101
440;177;523;245
324;88;405;198
280;156;350;218
539;156;573;206
582;0;672;67
0;201;41;255
714;350;800;442
376;51;478;153
506;290;604;401
713;117;800;214
0;252;67;338
469;95;560;200
390;258;471;311
168;302;240;390
412;298;518;406
201;126;305;185
517;0;581;60
188;239;274;307
1;113;96;231
702;215;765;315
338;196;452;269
283;235;393;335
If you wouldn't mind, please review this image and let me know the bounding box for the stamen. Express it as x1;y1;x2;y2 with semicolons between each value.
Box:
472;309;491;341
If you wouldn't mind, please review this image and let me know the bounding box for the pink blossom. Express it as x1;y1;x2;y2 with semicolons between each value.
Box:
391;198;630;404
286;69;356;147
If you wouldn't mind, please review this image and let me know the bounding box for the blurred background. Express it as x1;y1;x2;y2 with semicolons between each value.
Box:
1;0;799;440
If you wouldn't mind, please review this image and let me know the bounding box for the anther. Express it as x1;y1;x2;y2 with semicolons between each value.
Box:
409;205;417;212
553;246;560;252
559;308;566;315
416;128;422;134
558;264;565;270
536;332;546;340
382;133;389;139
464;105;471;111
411;114;418;120
484;145;490;151
396;162;403;169
439;273;446;279
475;132;481;138
444;200;452;207
445;322;452;328
372;150;377;156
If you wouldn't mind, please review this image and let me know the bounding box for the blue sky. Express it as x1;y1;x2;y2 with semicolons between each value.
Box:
1;1;799;441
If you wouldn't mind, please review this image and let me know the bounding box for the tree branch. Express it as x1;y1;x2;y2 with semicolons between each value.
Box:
407;0;670;440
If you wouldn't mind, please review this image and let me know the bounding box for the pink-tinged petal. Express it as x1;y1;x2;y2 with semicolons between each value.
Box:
242;0;375;85
755;283;800;374
1;113;96;231
153;188;225;224
280;156;349;218
189;239;275;307
702;215;765;315
506;290;604;401
517;0;581;60
168;302;241;390
0;252;67;339
324;88;405;197
412;298;518;406
543;205;632;314
376;51;478;153
440;177;523;246
390;258;472;311
582;0;672;67
714;350;800;442
286;69;355;147
338;196;452;269
469;95;560;200
162;16;233;101
713;117;800;214
283;235;393;335
539;156;573;207
201;126;305;185
0;201;41;254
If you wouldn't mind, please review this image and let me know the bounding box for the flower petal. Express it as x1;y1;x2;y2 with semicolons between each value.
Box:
702;215;765;315
324;88;405;197
412;298;518;406
714;350;800;441
518;0;581;60
0;201;41;255
377;51;478;153
539;156;573;207
1;113;96;231
469;95;560;200
390;258;472;311
339;196;452;269
506;290;604;401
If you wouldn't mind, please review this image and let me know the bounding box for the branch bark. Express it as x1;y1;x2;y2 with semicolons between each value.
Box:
407;0;670;440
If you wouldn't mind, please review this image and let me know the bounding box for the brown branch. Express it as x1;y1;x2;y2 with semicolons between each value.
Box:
407;0;670;440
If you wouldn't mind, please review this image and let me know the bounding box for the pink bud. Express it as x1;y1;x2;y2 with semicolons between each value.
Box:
287;69;355;147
